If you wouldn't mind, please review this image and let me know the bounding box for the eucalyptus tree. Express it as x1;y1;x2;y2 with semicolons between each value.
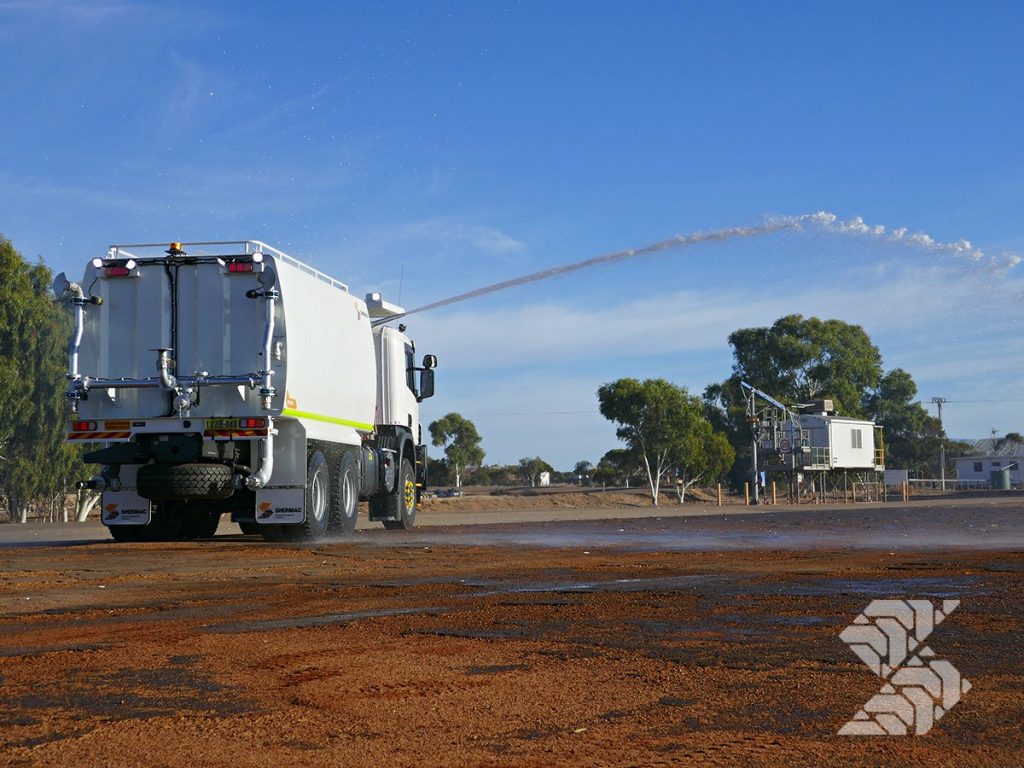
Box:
428;412;484;489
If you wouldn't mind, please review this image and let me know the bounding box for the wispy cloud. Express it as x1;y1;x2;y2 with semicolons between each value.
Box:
0;170;165;217
0;0;137;23
391;217;525;256
413;257;1024;462
341;215;526;284
412;260;998;371
0;0;219;27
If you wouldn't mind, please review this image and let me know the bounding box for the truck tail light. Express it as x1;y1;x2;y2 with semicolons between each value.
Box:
228;262;254;273
104;266;130;277
240;418;266;428
72;421;97;431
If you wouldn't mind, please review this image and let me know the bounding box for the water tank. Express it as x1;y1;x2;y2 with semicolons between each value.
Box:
990;469;1011;490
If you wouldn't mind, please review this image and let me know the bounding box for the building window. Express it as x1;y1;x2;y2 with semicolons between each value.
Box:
974;462;983;472
851;429;862;449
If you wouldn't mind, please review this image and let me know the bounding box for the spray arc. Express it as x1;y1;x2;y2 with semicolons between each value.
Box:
376;211;1020;326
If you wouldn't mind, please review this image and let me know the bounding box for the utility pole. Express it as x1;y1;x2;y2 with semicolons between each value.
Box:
931;397;947;490
745;387;760;505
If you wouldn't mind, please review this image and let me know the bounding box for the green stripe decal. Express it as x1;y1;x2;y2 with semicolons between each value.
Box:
281;408;374;432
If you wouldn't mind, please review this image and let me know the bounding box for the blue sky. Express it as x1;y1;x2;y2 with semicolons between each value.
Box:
2;1;1023;469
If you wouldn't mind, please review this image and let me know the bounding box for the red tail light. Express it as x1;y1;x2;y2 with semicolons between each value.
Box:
72;421;97;431
228;262;254;273
241;418;266;428
104;266;130;277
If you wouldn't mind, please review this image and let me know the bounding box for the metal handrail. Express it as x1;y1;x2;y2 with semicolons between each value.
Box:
105;240;349;292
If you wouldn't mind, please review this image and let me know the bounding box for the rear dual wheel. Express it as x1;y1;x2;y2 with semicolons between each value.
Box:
330;451;359;535
276;450;331;542
108;502;220;542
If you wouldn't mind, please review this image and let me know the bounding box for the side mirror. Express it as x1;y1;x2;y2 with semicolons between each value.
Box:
422;354;437;369
52;272;71;296
418;368;435;402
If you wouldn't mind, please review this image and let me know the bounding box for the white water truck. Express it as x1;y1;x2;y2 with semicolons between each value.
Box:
52;241;436;542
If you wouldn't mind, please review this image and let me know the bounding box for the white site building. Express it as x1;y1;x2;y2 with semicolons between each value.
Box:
743;383;885;502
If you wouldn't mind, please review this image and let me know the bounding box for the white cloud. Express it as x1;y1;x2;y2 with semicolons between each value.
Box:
422;372;619;467
411;260;998;371
409;257;1024;463
392;217;524;255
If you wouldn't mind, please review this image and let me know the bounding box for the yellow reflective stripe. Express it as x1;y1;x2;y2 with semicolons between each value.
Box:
281;407;374;432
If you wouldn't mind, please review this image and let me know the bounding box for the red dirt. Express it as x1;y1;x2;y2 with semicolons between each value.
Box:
0;505;1021;766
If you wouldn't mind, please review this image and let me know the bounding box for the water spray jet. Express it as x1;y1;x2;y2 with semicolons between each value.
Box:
374;211;1020;325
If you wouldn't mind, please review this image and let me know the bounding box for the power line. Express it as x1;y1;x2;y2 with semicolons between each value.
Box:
465;411;594;417
938;399;1024;404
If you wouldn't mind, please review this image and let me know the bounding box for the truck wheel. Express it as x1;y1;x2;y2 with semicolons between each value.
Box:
289;450;331;541
109;525;145;543
137;463;234;501
382;459;416;530
144;502;184;541
238;521;260;535
259;525;289;542
180;509;221;539
330;451;359;534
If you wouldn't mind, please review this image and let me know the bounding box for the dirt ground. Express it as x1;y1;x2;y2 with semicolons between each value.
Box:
0;499;1021;767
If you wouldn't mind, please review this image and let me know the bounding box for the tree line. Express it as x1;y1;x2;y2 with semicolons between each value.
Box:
429;315;984;505
0;236;85;522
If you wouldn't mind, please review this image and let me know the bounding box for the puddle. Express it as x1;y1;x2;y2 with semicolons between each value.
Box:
205;605;453;634
465;664;530;676
458;574;728;597
4;664;253;723
755;576;985;598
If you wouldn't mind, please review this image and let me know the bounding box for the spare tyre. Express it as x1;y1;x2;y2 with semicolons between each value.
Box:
137;463;234;501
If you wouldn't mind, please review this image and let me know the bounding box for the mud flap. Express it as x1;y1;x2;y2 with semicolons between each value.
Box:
255;488;305;524
101;490;152;526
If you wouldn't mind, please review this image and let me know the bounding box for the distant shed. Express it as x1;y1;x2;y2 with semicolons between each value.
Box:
955;438;1024;483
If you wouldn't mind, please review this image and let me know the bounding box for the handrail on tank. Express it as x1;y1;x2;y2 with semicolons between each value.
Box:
104;240;349;292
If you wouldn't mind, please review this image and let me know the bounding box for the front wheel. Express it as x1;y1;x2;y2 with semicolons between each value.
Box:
382;459;416;530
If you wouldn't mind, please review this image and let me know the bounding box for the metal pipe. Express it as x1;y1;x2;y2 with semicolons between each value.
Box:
245;421;275;489
259;290;278;409
157;349;176;390
73;374;258;393
67;282;85;380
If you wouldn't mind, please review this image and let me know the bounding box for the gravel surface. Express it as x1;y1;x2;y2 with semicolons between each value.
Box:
0;499;1021;766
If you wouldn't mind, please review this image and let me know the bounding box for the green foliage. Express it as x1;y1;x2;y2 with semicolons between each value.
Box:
863;368;946;475
428;412;484;488
0;235;85;521
591;448;640;487
598;378;729;505
723;314;882;414
703;315;948;486
572;460;592;483
517;456;554;487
